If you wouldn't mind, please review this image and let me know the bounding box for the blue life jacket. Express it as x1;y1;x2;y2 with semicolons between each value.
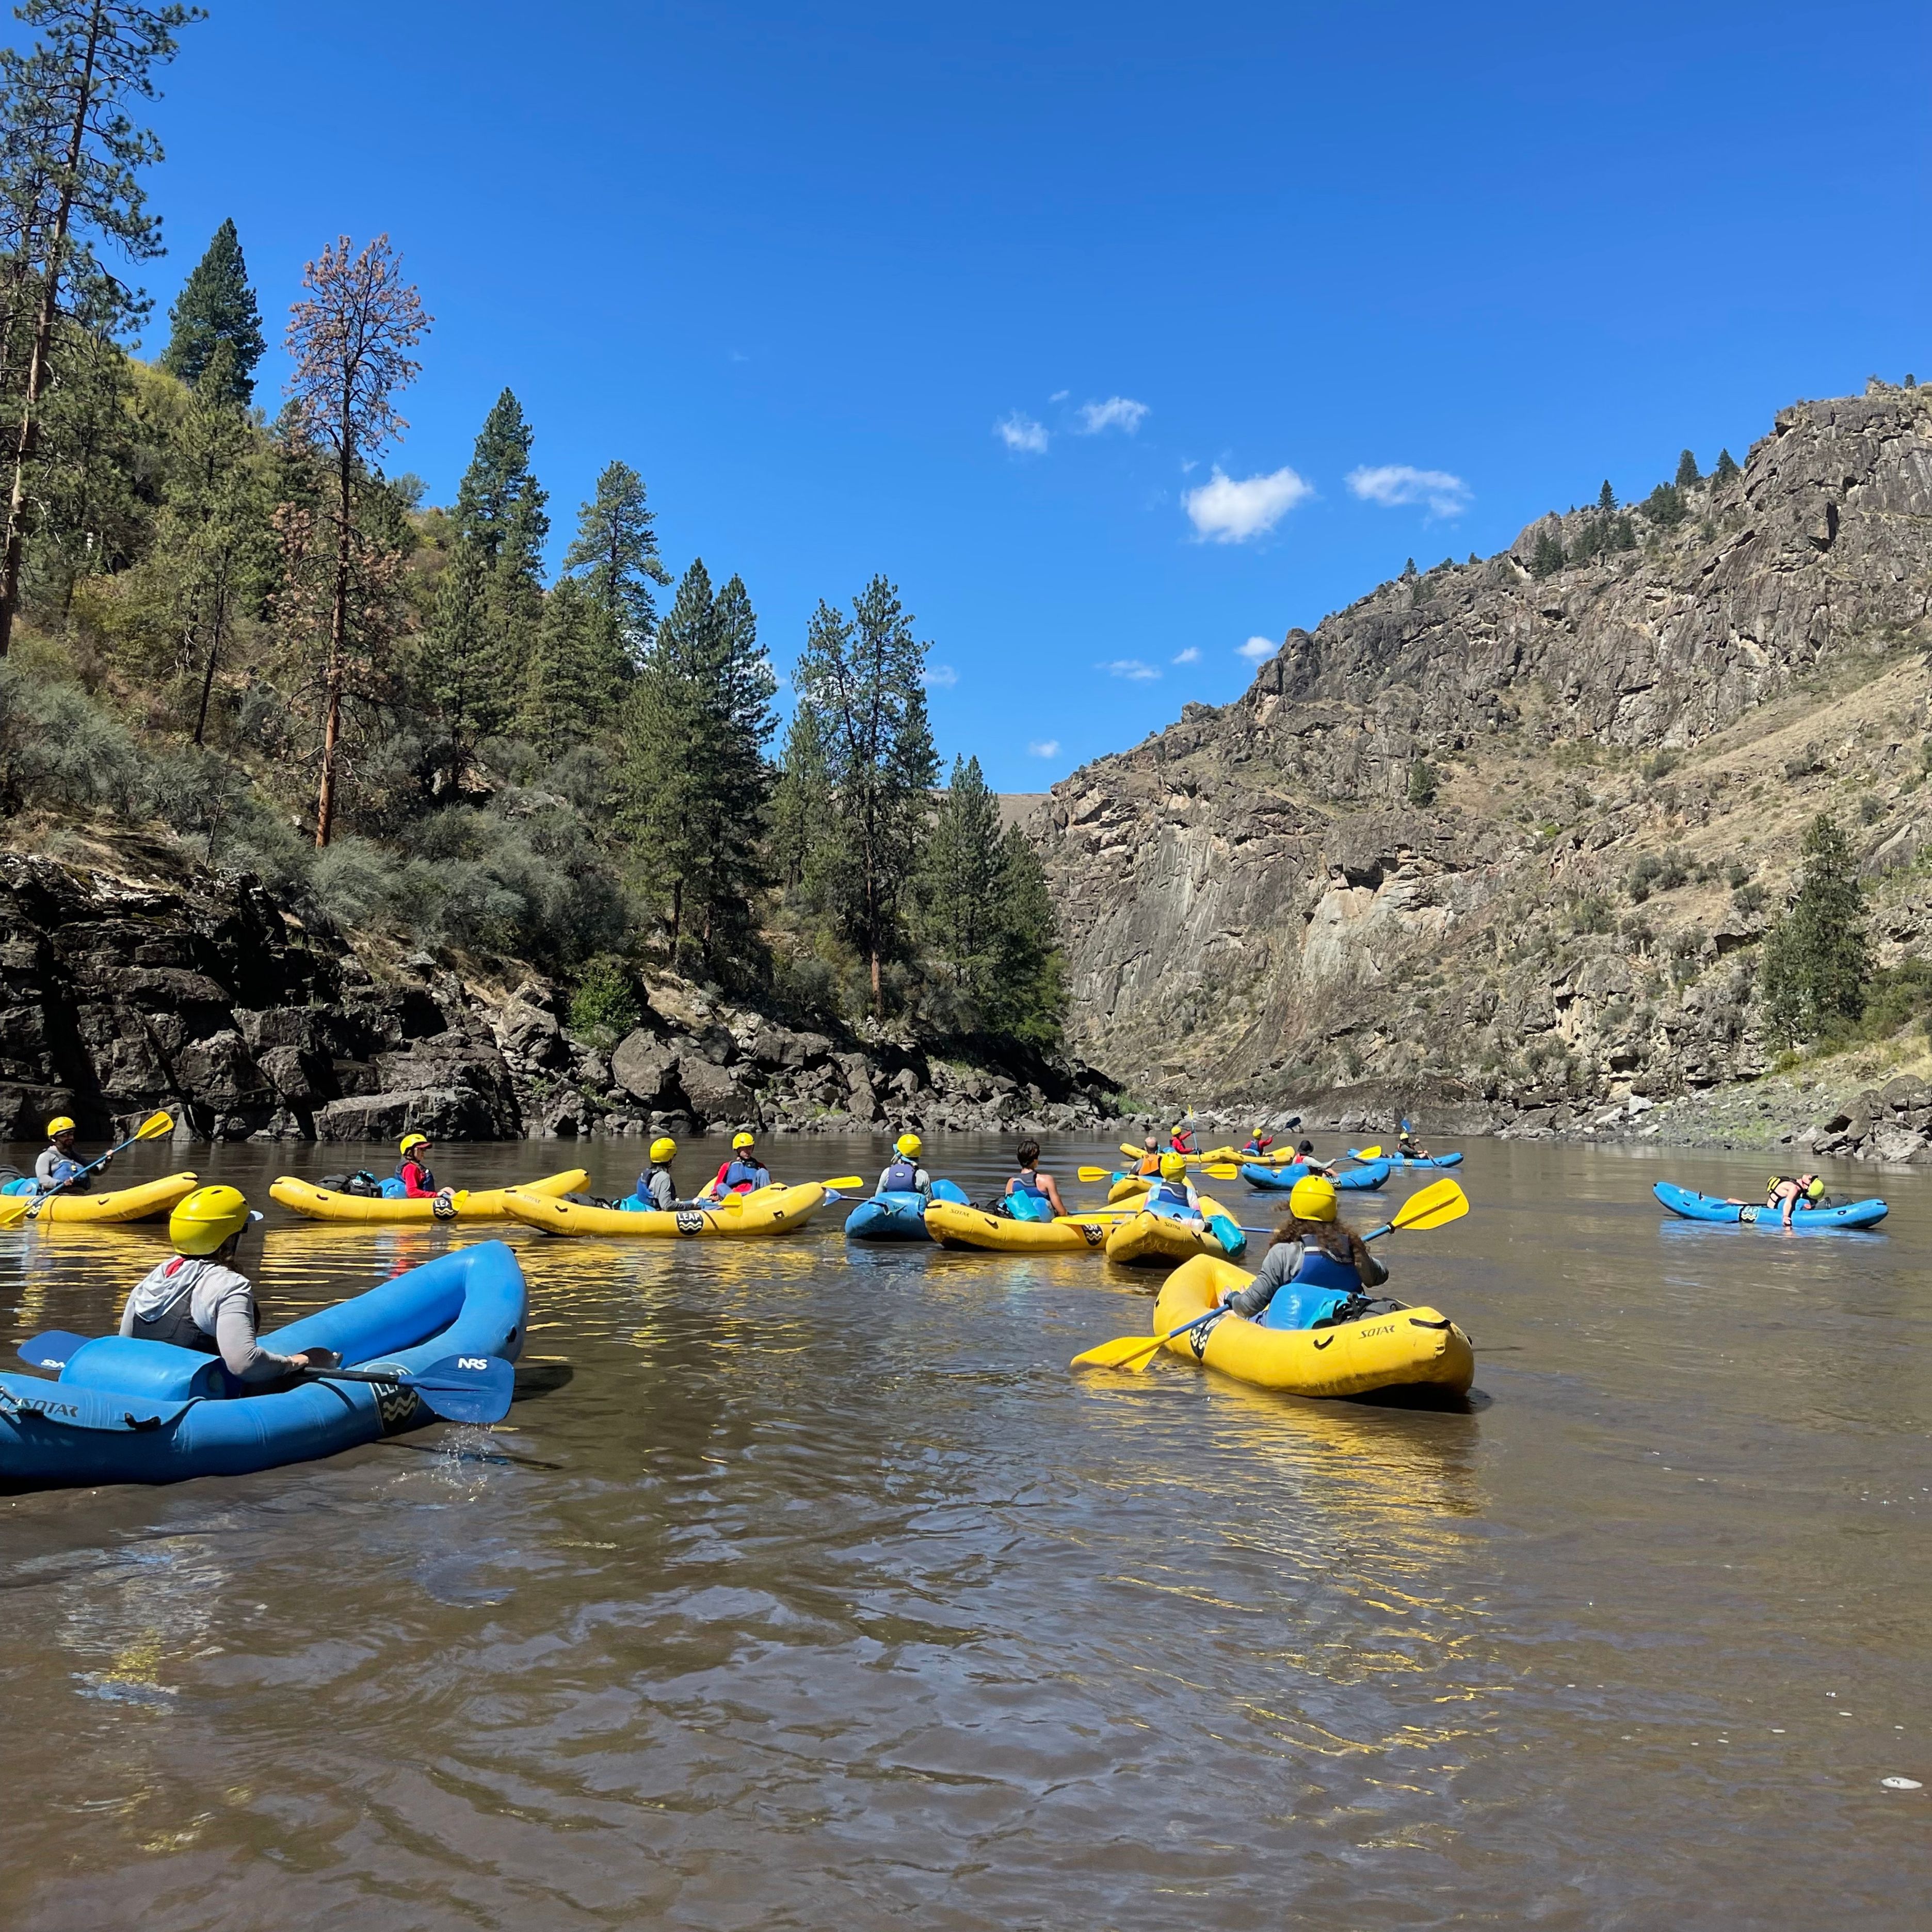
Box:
395;1157;437;1194
882;1157;920;1193
720;1160;767;1194
1257;1237;1363;1331
1144;1178;1198;1217
1006;1170;1053;1221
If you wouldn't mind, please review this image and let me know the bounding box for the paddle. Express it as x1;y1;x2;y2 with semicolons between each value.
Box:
0;1110;175;1229
1353;1144;1383;1161
1071;1178;1469;1371
15;1330;512;1424
701;1174;863;1202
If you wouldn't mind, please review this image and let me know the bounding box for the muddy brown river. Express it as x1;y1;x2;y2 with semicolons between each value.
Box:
1;1133;1926;1928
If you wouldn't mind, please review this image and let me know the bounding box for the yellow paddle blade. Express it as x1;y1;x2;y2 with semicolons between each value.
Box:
1356;1144;1383;1160
131;1109;175;1141
817;1177;864;1192
1076;1165;1120;1182
1390;1177;1468;1231
0;1193;34;1228
1070;1331;1166;1370
1200;1163;1240;1180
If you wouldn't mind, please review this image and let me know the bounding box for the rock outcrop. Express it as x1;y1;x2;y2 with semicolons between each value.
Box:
0;848;1116;1144
1033;385;1932;1123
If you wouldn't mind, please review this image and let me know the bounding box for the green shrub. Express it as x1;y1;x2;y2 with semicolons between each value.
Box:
1731;880;1768;918
1528;530;1566;578
1641;749;1680;781
1407;759;1438;806
568;953;642;1046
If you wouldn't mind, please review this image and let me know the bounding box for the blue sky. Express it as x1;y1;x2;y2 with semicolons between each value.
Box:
132;0;1928;787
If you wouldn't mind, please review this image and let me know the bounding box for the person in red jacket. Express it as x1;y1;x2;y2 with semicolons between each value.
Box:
397;1133;440;1197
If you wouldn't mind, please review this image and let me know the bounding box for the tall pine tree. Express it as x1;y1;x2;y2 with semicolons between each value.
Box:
1760;812;1870;1042
519;574;623;759
159;219;265;405
792;575;938;1013
918;754;1003;1009
561;460;670;664
418;537;497;788
452;389;548;705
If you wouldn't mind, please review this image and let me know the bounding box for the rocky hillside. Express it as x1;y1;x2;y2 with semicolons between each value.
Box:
1032;382;1932;1139
0;841;1115;1147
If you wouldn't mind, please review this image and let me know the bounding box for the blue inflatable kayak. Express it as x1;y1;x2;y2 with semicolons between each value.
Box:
0;1240;526;1490
844;1179;968;1240
1652;1182;1888;1231
1349;1149;1463;1169
1243;1158;1389;1193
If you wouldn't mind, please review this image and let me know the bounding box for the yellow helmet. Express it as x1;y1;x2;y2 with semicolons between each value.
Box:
732;1131;756;1151
1159;1151;1187;1180
896;1132;922;1157
168;1184;260;1257
650;1136;677;1163
400;1133;431;1156
46;1116;76;1138
1289;1174;1337;1222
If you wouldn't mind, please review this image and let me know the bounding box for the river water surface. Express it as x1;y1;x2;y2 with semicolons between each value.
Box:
1;1133;1927;1929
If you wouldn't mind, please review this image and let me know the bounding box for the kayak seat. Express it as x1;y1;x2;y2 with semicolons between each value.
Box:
1256;1287;1355;1332
58;1337;229;1402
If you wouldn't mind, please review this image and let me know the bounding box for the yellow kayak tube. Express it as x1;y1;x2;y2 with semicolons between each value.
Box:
1153;1255;1473;1399
924;1199;1117;1253
1104;1193;1243;1268
269;1167;588;1225
1107;1173;1151;1204
498;1181;828;1239
16;1170;201;1226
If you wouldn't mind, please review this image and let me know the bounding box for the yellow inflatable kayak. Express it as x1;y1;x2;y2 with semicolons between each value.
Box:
1105;1193;1243;1267
497;1181;828;1238
924;1199;1117;1253
13;1170;200;1226
1108;1173;1152;1204
1153;1255;1473;1398
269;1168;587;1225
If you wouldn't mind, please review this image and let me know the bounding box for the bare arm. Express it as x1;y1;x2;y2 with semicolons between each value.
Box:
1043;1174;1067;1216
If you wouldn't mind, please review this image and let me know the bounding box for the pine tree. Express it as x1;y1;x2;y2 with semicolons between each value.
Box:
418;537;497;787
770;704;830;896
561;460;671;662
1713;447;1741;485
1598;479;1617;511
1643;482;1685;529
519;574;615;759
456;389;540;562
1528;529;1566;578
791;575;938;1013
985;824;1065;1050
160;219;265;404
453;390;549;704
1675;448;1702;488
918;754;1003;1009
1760;813;1870;1042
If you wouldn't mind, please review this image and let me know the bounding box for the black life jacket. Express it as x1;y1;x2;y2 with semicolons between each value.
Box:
397;1157;437;1193
127;1258;223;1356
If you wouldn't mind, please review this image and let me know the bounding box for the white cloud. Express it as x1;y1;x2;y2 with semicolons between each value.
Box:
995;411;1049;455
1049;389;1069;403
1098;658;1161;681
1028;738;1060;758
1345;463;1471;518
1076;395;1149;436
1171;647;1200;665
1236;635;1276;663
922;664;958;688
1183;465;1314;543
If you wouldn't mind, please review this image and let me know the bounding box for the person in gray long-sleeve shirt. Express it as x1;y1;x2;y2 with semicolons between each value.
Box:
1216;1171;1388;1325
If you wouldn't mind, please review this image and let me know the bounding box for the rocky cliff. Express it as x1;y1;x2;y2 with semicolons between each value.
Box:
0;843;1115;1146
1034;383;1932;1139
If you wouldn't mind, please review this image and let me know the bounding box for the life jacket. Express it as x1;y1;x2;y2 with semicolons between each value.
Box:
1768;1174;1825;1206
1256;1235;1364;1331
1005;1170;1053;1221
1144;1177;1198;1217
1169;1132;1195;1154
126;1257;223;1356
1134;1153;1161;1176
396;1156;437;1196
882;1157;920;1193
1242;1136;1273;1155
716;1159;765;1195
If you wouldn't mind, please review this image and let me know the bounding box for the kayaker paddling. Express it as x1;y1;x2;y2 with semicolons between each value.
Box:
1004;1138;1067;1220
1215;1174;1388;1328
119;1185;316;1387
1241;1125;1275;1157
876;1132;933;1202
704;1130;771;1199
36;1115;109;1193
639;1136;680;1210
1168;1120;1198;1157
1133;1133;1162;1178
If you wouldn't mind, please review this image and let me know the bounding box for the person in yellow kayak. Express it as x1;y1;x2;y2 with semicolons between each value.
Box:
396;1133;442;1198
1240;1125;1275;1158
1004;1138;1067;1221
876;1132;933;1201
1215;1174;1388;1327
34;1115;110;1194
1141;1151;1205;1227
119;1185;316;1388
638;1136;680;1211
1132;1133;1162;1178
1168;1120;1198;1157
704;1131;771;1199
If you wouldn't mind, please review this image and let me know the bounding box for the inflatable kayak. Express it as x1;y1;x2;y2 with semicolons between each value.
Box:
6;1171;200;1226
1105;1194;1246;1268
0;1239;526;1489
499;1181;828;1238
924;1199;1119;1253
845;1179;969;1241
1356;1151;1463;1169
1243;1158;1389;1193
1151;1255;1473;1399
269;1168;587;1225
1652;1182;1888;1231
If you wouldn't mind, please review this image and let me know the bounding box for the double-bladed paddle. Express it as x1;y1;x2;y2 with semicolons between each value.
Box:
14;1331;514;1425
1070;1177;1470;1373
0;1110;176;1230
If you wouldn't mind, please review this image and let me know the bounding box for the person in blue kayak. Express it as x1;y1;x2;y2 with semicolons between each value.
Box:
876;1132;933;1201
1004;1138;1067;1220
1241;1125;1275;1157
1215;1174;1388;1325
1143;1151;1204;1227
638;1136;680;1211
1396;1124;1431;1158
704;1131;771;1199
1293;1138;1335;1174
35;1115;109;1193
119;1185;315;1388
1732;1171;1826;1228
